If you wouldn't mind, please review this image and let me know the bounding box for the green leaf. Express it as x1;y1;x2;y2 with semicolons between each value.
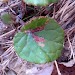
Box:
23;0;58;6
13;17;64;64
21;17;49;31
1;13;13;24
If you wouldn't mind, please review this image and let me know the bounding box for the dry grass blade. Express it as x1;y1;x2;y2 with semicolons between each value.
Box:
54;61;61;75
0;1;21;13
67;34;75;63
55;0;75;29
0;29;15;39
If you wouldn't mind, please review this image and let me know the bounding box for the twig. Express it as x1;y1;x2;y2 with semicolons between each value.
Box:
54;60;61;75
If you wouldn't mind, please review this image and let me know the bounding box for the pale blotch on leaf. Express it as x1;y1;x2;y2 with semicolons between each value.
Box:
38;42;45;47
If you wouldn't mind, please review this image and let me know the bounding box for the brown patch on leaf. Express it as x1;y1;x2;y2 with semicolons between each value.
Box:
31;25;45;33
33;34;45;47
33;34;45;43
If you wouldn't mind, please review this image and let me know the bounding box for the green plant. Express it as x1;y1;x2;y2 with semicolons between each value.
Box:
1;13;13;24
13;17;64;64
13;0;64;64
23;0;58;6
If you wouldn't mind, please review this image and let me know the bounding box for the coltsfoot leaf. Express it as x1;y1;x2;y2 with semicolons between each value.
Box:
13;17;64;64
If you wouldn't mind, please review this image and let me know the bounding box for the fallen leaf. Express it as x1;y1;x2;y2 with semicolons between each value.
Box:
59;59;75;67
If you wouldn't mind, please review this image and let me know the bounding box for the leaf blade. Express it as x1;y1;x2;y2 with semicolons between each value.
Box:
13;17;64;64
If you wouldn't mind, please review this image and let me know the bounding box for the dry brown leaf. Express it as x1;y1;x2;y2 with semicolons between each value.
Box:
59;59;75;67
